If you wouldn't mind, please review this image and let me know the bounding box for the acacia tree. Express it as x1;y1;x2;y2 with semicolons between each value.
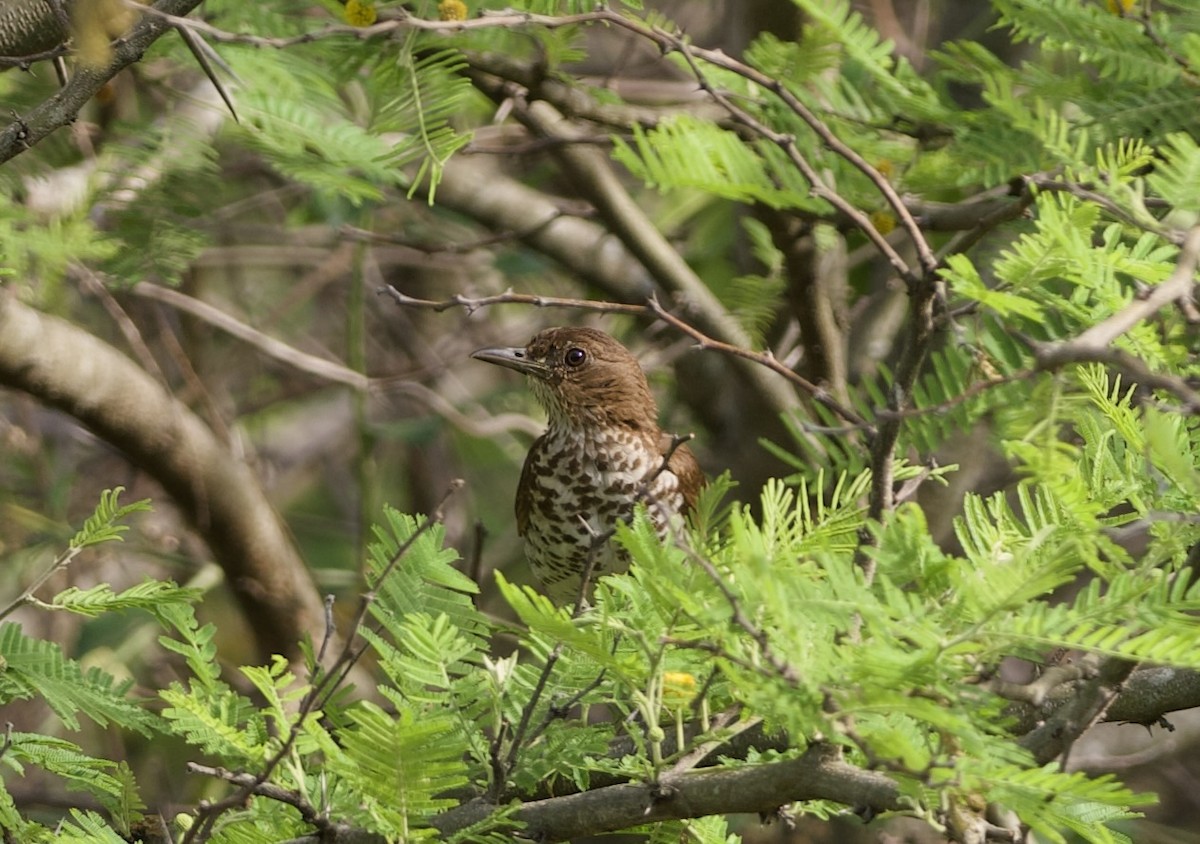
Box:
0;1;1198;842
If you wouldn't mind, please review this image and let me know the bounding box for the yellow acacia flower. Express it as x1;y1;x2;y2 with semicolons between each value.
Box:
870;210;897;235
662;671;698;708
439;0;468;21
344;0;377;27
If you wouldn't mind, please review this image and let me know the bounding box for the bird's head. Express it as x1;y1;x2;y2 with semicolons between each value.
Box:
472;327;660;431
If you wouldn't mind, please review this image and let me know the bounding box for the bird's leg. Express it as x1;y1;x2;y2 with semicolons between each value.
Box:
646;433;696;492
573;515;616;610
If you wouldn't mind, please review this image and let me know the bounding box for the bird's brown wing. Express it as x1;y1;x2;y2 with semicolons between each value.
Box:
515;434;548;537
660;434;705;513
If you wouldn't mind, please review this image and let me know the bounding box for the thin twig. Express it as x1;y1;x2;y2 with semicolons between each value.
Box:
666;709;757;776
132;283;370;390
496;578;596;794
379;284;648;316
0;546;84;623
682;546;801;685
672;42;918;287
186;764;328;829
383;286;865;425
341;209;571;254
386;286;1046;434
644;297;873;434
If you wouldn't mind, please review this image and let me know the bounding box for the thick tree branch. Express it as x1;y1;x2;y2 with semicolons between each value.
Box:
269;744;904;844
411;153;656;302
0;293;325;660
1009;665;1200;737
0;0;207;165
437;745;901;841
234;660;1200;844
1019;657;1138;766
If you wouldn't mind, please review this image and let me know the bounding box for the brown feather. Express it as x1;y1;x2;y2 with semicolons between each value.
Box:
476;326;706;603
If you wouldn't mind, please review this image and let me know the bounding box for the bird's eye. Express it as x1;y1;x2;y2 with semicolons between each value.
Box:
565;347;587;367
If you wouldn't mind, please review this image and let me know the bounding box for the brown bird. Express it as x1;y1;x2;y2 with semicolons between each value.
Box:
472;327;704;604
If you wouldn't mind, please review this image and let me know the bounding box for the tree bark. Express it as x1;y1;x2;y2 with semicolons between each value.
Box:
0;292;325;660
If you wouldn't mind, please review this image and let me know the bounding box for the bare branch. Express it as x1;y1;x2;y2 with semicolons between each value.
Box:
383;287;870;430
1019;657;1138;767
645;297;873;432
672;42;918;287
504;93;802;419
132;283;370;390
379;285;648;316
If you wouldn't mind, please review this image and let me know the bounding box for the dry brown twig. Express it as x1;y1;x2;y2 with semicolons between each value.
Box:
382;285;872;431
1025;224;1200;411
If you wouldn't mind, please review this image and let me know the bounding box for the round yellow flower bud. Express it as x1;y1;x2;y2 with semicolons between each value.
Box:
439;0;468;21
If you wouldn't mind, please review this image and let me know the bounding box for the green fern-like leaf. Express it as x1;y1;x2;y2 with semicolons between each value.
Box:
995;0;1180;87
613;115;820;210
998;571;1200;667
981;764;1150;844
366;507;485;644
52;810;129;843
0;782;40;841
1147;132;1200;213
328;702;468;838
786;0;902;92
68;487;151;550
0;624;156;735
48;579;201;619
363;611;488;723
156;602;222;691
239;655;310;743
2;734;143;829
372;48;476;200
159;681;268;765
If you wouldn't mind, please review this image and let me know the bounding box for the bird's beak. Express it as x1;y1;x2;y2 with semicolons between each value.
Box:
471;346;553;379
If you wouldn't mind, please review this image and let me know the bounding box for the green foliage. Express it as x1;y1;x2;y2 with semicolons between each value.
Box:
46;580;202;618
1147;132;1200;214
365;506;485;642
613;116;821;211
68;487;152;550
4;442;1197;842
326;704;468;836
1;737;145;837
53;810;132;843
3;1;1200;842
0;492;176;841
0;623;157;734
151;508;491;841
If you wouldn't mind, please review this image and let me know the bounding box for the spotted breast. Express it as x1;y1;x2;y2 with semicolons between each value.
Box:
472;327;704;604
